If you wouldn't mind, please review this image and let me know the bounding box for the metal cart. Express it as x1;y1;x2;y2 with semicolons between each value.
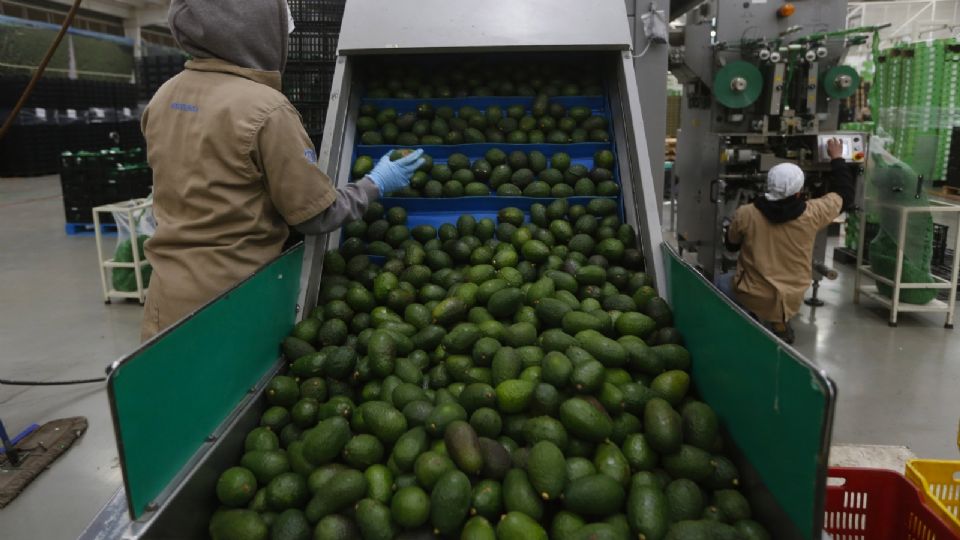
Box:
93;198;153;305
80;1;837;539
854;197;960;327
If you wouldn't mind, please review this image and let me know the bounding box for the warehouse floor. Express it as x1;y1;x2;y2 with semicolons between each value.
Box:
0;175;958;539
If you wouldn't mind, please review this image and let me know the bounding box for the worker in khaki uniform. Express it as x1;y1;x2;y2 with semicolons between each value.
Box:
719;139;854;343
140;0;424;340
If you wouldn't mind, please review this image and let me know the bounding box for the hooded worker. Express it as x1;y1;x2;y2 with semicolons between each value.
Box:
139;0;422;340
719;139;855;343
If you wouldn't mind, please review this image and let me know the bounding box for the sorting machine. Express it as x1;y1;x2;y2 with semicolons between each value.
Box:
80;2;836;538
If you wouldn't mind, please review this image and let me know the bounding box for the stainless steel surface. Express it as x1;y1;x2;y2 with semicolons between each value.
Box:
675;123;720;266
614;52;668;293
299;56;356;313
337;0;633;54
628;0;671;204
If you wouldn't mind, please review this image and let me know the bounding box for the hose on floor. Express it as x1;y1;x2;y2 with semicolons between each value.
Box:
0;377;106;386
0;0;84;143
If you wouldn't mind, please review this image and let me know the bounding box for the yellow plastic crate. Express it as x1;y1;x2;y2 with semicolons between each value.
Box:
906;459;960;536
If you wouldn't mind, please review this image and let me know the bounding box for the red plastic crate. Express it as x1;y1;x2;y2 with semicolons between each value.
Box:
824;467;959;539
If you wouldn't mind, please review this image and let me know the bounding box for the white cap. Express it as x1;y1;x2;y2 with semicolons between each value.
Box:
765;163;805;201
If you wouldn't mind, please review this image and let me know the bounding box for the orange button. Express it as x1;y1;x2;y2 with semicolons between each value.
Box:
778;4;796;17
853;152;865;161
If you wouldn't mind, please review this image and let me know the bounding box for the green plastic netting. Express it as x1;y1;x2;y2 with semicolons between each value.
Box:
112;234;152;292
866;141;938;304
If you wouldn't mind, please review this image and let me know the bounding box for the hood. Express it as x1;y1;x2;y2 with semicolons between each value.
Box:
754;197;807;224
169;0;289;73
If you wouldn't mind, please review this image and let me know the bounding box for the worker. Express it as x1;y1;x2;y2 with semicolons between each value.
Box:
139;0;423;341
718;139;854;343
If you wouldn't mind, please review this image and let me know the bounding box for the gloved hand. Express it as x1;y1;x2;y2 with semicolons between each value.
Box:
367;149;425;195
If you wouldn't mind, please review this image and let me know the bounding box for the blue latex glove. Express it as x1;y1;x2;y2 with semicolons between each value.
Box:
367;149;425;195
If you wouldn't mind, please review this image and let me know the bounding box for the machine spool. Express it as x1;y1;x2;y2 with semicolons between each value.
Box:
822;65;860;99
713;60;763;109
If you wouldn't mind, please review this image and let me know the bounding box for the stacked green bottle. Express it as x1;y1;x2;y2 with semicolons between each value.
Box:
874;39;959;182
935;42;960;181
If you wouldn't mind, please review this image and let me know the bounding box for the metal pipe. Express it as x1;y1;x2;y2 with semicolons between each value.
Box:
814;262;839;280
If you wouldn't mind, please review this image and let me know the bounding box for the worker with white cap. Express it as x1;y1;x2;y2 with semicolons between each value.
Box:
719;139;854;343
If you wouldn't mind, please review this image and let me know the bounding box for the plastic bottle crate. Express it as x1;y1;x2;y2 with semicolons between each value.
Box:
907;460;960;536
933;224;950;266
294;105;329;134
288;0;345;24
823;467;959;539
284;63;336;104
288;27;341;63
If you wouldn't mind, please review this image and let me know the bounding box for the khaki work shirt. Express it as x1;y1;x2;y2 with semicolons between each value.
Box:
728;194;842;322
140;58;335;340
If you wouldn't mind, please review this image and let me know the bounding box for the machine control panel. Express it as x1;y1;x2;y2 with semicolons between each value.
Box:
817;133;866;163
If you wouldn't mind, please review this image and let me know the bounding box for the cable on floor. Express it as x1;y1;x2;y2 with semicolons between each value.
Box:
0;377;106;386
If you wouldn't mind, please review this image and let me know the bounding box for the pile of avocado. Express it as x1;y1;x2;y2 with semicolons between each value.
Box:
362;62;603;100
352;149;619;199
356;99;611;147
209;201;770;540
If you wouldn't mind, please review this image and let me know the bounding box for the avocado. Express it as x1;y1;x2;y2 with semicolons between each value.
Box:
626;485;669;540
558;397;613;442
302;416;351;465
304;469;366;523
209;509;268;540
666;478;705;522
216;467;258;507
503;468;544;519
444;420;483;475
355;498;397;540
563;474;625;517
527;441;567;500
391;485;430;528
644;398;683;454
430;470;472;534
462;516;498;540
497;511;548;540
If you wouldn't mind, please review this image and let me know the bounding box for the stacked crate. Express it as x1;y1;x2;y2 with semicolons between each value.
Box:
900;42;944;182
873;39;960;183
0;75;140;177
137;55;187;101
936;43;960;183
60;148;152;228
285;0;346;148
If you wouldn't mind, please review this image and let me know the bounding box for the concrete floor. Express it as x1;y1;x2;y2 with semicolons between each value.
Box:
1;176;141;539
0;176;958;539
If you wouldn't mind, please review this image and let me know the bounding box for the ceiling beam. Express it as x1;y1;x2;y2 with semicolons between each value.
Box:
135;5;168;27
43;0;133;19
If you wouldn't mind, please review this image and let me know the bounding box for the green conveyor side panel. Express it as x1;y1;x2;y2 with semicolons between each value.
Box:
108;246;304;518
664;247;834;540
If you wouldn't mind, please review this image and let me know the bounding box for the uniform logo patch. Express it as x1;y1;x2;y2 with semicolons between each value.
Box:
170;102;199;112
304;149;317;163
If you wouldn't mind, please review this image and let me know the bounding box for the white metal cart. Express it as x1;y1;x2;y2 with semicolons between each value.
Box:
854;197;960;327
93;198;153;304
